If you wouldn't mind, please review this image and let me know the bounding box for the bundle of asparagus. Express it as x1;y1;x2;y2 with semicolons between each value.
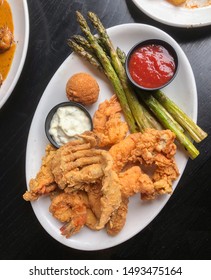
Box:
68;11;207;159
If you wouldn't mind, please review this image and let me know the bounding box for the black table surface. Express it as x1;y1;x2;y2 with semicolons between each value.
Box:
1;0;211;260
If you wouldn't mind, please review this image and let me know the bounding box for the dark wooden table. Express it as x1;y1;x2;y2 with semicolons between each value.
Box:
1;0;211;260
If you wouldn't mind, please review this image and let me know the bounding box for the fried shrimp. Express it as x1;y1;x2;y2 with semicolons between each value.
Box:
119;166;155;199
23;145;57;201
109;133;141;172
49;192;87;237
93;95;128;147
0;25;13;53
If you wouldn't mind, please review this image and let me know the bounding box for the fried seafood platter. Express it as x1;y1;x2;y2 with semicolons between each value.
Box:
24;21;203;250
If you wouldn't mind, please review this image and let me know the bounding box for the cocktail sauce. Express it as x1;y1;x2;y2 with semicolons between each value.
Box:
128;44;176;89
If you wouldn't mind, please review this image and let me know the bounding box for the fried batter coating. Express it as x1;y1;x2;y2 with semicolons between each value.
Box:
109;129;179;199
132;129;177;163
51;132;99;190
66;72;99;105
85;183;102;219
131;129;179;197
152;154;179;195
49;192;87;237
96;157;122;230
85;208;98;230
93;95;129;147
119;166;155;199
50;132;122;229
106;196;129;236
23;145;57;201
24;127;180;238
109;132;141;172
26;132;122;234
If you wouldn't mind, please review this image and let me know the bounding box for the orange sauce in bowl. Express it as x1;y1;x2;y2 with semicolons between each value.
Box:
0;0;16;81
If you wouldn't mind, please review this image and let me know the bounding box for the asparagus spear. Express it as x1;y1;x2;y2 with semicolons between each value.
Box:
75;11;138;133
87;11;162;131
116;47;126;66
71;35;93;53
155;90;208;142
67;39;103;72
72;34;108;59
139;92;200;159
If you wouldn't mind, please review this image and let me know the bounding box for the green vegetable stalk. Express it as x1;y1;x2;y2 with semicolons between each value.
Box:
76;11;138;133
139;92;200;159
155;90;207;143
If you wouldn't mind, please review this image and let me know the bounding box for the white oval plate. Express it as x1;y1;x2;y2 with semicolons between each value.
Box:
26;23;197;251
0;0;29;108
131;0;211;28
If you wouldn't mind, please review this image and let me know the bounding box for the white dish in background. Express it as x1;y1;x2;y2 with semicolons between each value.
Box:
131;0;211;28
26;23;197;251
0;0;29;108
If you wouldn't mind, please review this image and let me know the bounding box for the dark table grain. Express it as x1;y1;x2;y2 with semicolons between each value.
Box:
0;0;211;260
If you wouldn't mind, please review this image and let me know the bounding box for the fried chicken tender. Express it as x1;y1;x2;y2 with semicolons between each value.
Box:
131;129;179;197
23;145;57;201
132;129;177;163
109;128;179;200
152;154;179;195
93;95;129;147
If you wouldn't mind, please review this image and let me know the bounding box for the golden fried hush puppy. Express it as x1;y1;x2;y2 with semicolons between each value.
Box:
66;72;100;105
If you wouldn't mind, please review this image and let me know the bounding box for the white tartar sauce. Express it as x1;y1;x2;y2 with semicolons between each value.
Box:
49;106;91;146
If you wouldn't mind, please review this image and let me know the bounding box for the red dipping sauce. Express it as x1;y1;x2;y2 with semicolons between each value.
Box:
128;43;176;89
